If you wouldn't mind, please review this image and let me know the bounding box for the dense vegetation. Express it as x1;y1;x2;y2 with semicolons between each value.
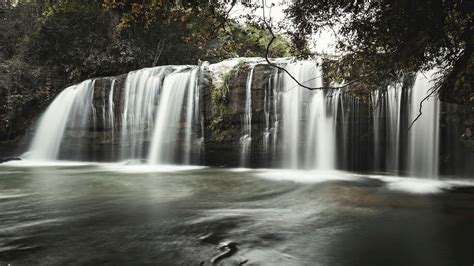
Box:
0;0;292;141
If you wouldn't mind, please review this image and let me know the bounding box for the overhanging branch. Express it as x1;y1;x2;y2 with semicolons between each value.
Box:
407;86;439;131
261;0;360;91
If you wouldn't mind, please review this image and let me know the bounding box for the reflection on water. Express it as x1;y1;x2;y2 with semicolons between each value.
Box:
0;163;474;265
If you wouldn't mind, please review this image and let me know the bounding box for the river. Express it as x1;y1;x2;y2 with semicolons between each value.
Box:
1;162;473;265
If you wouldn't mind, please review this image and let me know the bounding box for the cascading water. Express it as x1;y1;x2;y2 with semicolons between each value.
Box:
370;72;440;177
305;88;336;170
240;66;255;167
280;62;303;168
108;79;116;152
271;60;443;176
27;80;95;160
407;71;440;177
385;85;403;172
148;67;201;164
27;65;202;165
371;83;403;173
277;60;337;170
121;67;170;160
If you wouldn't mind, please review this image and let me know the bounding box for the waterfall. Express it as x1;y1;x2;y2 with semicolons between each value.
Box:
369;71;440;177
262;75;271;155
278;60;337;170
108;79;116;156
195;70;205;155
386;85;402;172
108;80;116;141
27;80;95;160
305;91;336;170
372;90;382;170
182;69;197;164
148;67;200;165
272;68;281;160
280;62;303;168
271;60;441;175
24;58;460;177
121;67;170;160
26;65;202;164
239;66;255;166
407;72;440;177
372;84;403;173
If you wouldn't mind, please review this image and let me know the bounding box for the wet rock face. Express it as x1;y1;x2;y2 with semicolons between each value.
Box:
201;63;275;167
90;75;126;131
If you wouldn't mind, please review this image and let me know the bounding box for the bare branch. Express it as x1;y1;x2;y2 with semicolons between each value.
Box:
261;0;360;91
407;86;439;131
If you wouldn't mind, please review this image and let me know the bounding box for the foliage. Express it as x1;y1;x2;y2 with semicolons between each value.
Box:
287;0;474;140
101;1;292;62
26;2;116;82
209;70;233;141
205;22;292;60
209;61;249;141
0;2;37;62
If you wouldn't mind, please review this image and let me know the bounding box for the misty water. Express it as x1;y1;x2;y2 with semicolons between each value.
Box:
1;162;474;265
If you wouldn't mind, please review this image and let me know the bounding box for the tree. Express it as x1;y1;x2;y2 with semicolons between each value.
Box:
282;0;473;139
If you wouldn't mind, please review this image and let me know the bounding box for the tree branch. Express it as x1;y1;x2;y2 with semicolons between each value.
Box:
206;0;238;41
407;85;439;131
261;0;360;91
152;39;165;67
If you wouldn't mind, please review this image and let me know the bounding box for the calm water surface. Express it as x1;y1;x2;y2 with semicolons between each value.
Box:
0;162;474;265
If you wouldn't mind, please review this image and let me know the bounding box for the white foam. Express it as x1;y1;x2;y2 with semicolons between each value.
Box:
2;159;205;173
226;167;253;172
99;163;207;173
254;168;474;194
1;160;97;167
254;169;359;183
385;179;446;193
